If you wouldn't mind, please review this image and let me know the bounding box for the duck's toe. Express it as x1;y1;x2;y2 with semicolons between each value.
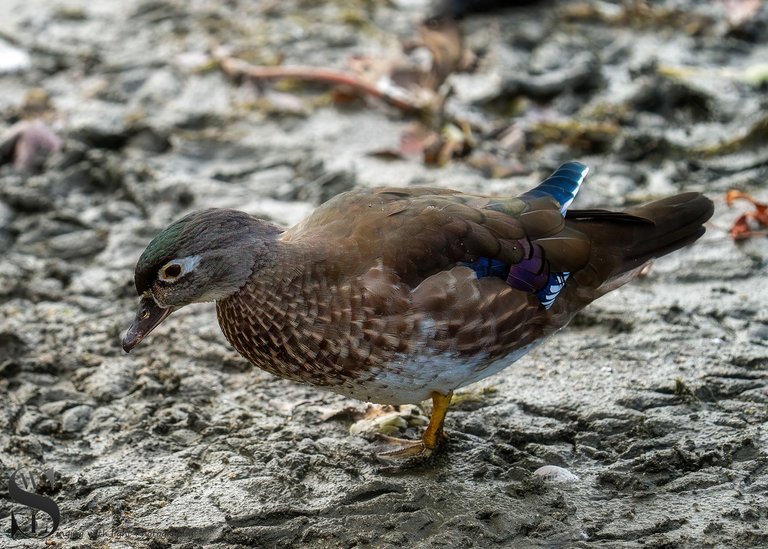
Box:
375;391;453;460
375;433;445;460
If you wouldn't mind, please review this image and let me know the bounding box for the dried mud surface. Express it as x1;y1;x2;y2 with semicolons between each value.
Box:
1;0;767;547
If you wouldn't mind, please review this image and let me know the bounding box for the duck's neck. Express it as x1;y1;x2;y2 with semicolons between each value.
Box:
205;220;284;303
214;239;323;380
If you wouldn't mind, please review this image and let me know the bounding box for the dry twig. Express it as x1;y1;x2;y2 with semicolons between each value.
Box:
218;57;428;114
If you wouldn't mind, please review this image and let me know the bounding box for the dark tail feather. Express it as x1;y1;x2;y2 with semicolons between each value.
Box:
622;192;714;267
566;192;714;296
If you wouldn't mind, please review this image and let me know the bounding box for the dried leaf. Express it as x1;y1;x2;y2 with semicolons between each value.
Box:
348;404;428;436
417;17;465;90
367;149;405;161
466;153;525;179
319;405;365;422
0;120;61;172
400;122;440;157
722;0;763;29
726;189;768;240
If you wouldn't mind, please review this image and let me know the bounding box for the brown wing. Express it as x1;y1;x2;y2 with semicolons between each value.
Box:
281;186;592;288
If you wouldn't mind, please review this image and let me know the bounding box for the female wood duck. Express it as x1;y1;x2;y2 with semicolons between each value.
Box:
122;162;713;458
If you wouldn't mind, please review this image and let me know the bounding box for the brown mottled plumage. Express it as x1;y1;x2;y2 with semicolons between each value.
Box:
123;162;714;458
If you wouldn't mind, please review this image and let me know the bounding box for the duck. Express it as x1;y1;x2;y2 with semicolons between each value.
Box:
122;161;713;458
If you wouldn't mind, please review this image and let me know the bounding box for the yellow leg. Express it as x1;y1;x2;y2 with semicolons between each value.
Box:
423;391;451;449
378;391;453;459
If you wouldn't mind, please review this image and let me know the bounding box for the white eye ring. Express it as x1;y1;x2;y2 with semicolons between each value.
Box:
159;255;201;282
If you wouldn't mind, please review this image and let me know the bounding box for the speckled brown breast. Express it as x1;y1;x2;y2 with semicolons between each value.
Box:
215;246;415;393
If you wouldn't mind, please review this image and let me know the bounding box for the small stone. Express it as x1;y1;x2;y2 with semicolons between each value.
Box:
0;180;54;211
0;200;13;229
533;465;580;483
81;360;136;402
46;229;109;259
16;410;43;435
36;418;60;434
61;404;93;432
0;38;30;74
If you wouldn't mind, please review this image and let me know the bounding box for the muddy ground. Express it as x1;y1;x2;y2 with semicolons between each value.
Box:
1;0;767;547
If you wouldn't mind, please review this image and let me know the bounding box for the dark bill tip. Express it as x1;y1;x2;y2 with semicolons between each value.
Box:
122;296;173;353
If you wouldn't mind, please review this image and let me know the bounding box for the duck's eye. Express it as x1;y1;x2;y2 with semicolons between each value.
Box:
163;264;182;278
158;255;201;283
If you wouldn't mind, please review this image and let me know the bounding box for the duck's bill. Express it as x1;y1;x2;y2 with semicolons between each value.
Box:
122;296;173;353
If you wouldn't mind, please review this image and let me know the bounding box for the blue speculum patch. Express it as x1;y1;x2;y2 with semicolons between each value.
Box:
463;254;568;310
462;257;510;279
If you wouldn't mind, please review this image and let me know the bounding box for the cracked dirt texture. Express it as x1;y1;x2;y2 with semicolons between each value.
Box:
1;0;767;547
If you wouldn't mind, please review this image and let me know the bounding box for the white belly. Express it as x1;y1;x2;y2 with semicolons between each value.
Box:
330;341;542;405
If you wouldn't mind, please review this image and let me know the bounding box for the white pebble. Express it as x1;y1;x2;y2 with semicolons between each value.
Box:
533;465;579;483
0;39;30;74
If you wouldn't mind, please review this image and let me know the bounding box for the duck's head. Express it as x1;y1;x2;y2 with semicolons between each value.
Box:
122;208;281;353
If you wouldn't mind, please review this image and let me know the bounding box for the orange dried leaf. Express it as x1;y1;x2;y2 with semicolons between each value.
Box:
730;213;754;240
725;189;749;206
722;0;763;29
400;123;439;157
726;189;768;240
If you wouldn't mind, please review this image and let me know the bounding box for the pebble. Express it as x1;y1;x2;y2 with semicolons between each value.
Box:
81;360;136;402
533;465;580;483
61;404;93;432
0;199;14;229
0;39;30;74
